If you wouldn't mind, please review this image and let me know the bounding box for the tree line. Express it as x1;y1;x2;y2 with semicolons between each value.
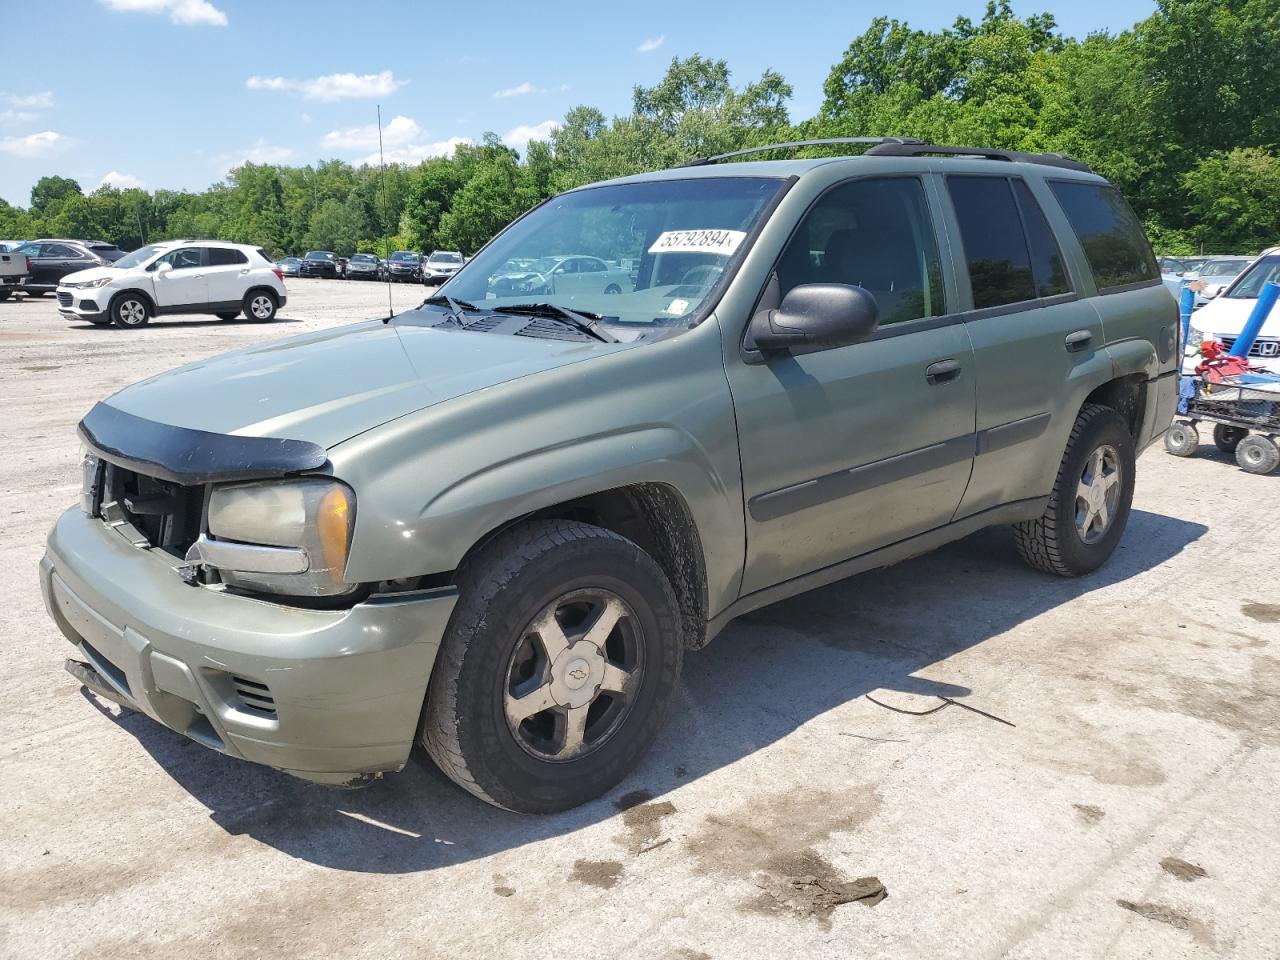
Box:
1;0;1275;258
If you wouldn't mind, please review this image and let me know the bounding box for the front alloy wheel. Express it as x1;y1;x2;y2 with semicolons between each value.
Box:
111;294;150;328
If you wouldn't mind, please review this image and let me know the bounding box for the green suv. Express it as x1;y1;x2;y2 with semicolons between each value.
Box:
41;139;1179;812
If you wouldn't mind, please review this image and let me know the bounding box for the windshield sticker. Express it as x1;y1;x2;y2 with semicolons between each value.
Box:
648;229;747;256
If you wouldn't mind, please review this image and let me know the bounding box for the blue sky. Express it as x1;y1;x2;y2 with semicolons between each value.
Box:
0;0;1159;207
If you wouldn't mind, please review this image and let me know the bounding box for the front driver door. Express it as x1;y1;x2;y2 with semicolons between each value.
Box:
724;176;978;596
150;246;209;310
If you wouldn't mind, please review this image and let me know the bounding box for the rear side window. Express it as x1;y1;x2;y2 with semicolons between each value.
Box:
207;247;248;266
777;176;944;325
1048;181;1158;290
947;177;1037;309
1011;180;1071;298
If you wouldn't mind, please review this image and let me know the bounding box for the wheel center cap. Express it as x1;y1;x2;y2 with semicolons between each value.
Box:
1089;481;1106;509
563;658;592;690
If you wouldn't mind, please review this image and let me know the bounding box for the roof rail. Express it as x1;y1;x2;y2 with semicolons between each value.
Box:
863;141;1093;173
684;137;924;167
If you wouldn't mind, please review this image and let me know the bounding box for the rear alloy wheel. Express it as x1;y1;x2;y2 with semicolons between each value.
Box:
422;519;682;813
1015;404;1135;577
111;294;150;328
1235;435;1280;475
244;291;277;322
1213;423;1247;454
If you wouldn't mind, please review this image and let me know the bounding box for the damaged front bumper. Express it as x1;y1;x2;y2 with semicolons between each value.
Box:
41;506;457;786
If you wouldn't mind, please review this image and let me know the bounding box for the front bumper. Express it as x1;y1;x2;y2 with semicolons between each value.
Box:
41;507;457;785
56;287;108;322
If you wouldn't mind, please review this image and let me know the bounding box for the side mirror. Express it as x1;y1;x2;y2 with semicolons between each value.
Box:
155;261;173;277
748;283;880;354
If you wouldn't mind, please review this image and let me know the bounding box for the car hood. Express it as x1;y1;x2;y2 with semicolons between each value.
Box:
100;317;625;449
1192;296;1280;337
59;266;120;285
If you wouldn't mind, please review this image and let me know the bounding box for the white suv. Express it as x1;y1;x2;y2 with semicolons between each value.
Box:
56;240;288;329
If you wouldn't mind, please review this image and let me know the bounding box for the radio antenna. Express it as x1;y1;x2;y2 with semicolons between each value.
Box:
377;103;394;323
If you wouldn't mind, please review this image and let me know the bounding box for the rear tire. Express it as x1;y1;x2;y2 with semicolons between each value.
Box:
1014;404;1135;577
1235;435;1280;475
1213;423;1247;453
421;519;683;813
1164;421;1200;457
0;290;10;301
216;311;240;322
110;293;151;328
243;290;277;322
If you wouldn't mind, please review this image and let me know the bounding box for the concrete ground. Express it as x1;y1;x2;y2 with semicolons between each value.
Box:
1;279;1277;959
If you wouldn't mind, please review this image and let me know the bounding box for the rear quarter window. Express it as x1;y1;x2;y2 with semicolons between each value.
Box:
1048;181;1158;291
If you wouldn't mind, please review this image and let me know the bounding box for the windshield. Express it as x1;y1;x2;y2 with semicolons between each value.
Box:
390;251;418;262
351;254;377;262
1226;255;1280;299
112;243;166;269
430;252;463;264
1202;259;1249;277
435;176;784;327
305;251;333;260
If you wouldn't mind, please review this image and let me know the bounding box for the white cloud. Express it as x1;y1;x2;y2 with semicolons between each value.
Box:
0;110;37;124
246;70;406;102
5;91;55;110
215;140;294;175
99;171;146;189
637;35;665;53
99;0;227;26
0;130;68;158
503;120;558;151
559;84;571;93
322;114;422;153
494;81;535;99
368;137;472;166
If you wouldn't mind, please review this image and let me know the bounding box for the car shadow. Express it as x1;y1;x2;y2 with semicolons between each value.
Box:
91;508;1206;874
69;317;304;331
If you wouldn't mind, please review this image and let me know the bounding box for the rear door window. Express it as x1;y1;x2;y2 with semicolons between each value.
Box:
946;176;1037;309
776;176;944;325
1047;181;1158;291
1011;180;1071;298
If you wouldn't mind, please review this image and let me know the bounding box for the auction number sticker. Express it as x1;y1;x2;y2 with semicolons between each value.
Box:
648;229;747;256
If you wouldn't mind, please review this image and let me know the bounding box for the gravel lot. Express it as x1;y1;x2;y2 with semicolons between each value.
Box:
2;279;1278;959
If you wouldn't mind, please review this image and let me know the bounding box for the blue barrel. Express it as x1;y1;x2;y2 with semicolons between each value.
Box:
1230;281;1280;358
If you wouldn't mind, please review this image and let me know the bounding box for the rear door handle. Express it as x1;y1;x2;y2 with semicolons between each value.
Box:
926;359;962;385
1065;329;1093;352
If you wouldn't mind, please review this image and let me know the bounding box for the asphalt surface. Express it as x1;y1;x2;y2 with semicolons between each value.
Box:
2;279;1278;959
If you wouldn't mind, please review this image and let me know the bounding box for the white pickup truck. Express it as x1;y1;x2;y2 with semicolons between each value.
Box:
0;245;30;301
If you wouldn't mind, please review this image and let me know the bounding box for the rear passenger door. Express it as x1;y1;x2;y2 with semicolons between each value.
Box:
941;175;1110;519
205;247;251;309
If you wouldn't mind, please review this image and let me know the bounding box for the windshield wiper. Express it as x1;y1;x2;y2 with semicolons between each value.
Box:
419;293;479;325
491;303;618;343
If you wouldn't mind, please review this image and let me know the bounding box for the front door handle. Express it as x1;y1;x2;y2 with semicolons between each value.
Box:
926;359;962;385
1065;329;1093;352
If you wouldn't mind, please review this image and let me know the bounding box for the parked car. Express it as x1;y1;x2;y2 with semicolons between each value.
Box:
0;240;26;253
485;254;632;298
1194;256;1252;305
346;253;385;280
84;241;128;263
1158;256;1190;275
1186;248;1280;369
276;257;302;277
0;246;30;300
422;250;465;285
11;239;117;295
55;240;286;328
43;140;1176;812
299;250;339;279
386;250;422;282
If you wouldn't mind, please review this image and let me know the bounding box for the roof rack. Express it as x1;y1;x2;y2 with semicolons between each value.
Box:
684;137;924;166
863;141;1093;173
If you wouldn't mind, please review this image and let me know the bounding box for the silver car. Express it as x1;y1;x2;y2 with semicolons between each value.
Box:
422;250;465;285
486;255;633;298
1195;256;1252;305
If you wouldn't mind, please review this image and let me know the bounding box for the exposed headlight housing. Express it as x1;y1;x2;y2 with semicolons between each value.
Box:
79;446;102;515
201;479;356;597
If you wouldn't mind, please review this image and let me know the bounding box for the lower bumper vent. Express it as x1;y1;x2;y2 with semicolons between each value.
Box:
231;676;276;716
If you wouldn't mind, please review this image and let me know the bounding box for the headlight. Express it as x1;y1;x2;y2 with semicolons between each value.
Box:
202;479;356;597
67;277;113;289
1185;326;1204;350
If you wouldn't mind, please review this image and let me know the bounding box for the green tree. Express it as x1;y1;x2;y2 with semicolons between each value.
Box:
1183;148;1280;252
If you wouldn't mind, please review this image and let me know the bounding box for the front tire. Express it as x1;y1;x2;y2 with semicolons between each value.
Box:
244;291;277;322
110;293;151;328
1014;404;1136;577
422;519;683;813
1235;435;1280;475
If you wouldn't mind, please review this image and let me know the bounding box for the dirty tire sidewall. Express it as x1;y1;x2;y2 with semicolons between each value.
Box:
111;293;150;328
1212;423;1246;454
422;519;682;814
1016;404;1136;577
1235;435;1280;475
